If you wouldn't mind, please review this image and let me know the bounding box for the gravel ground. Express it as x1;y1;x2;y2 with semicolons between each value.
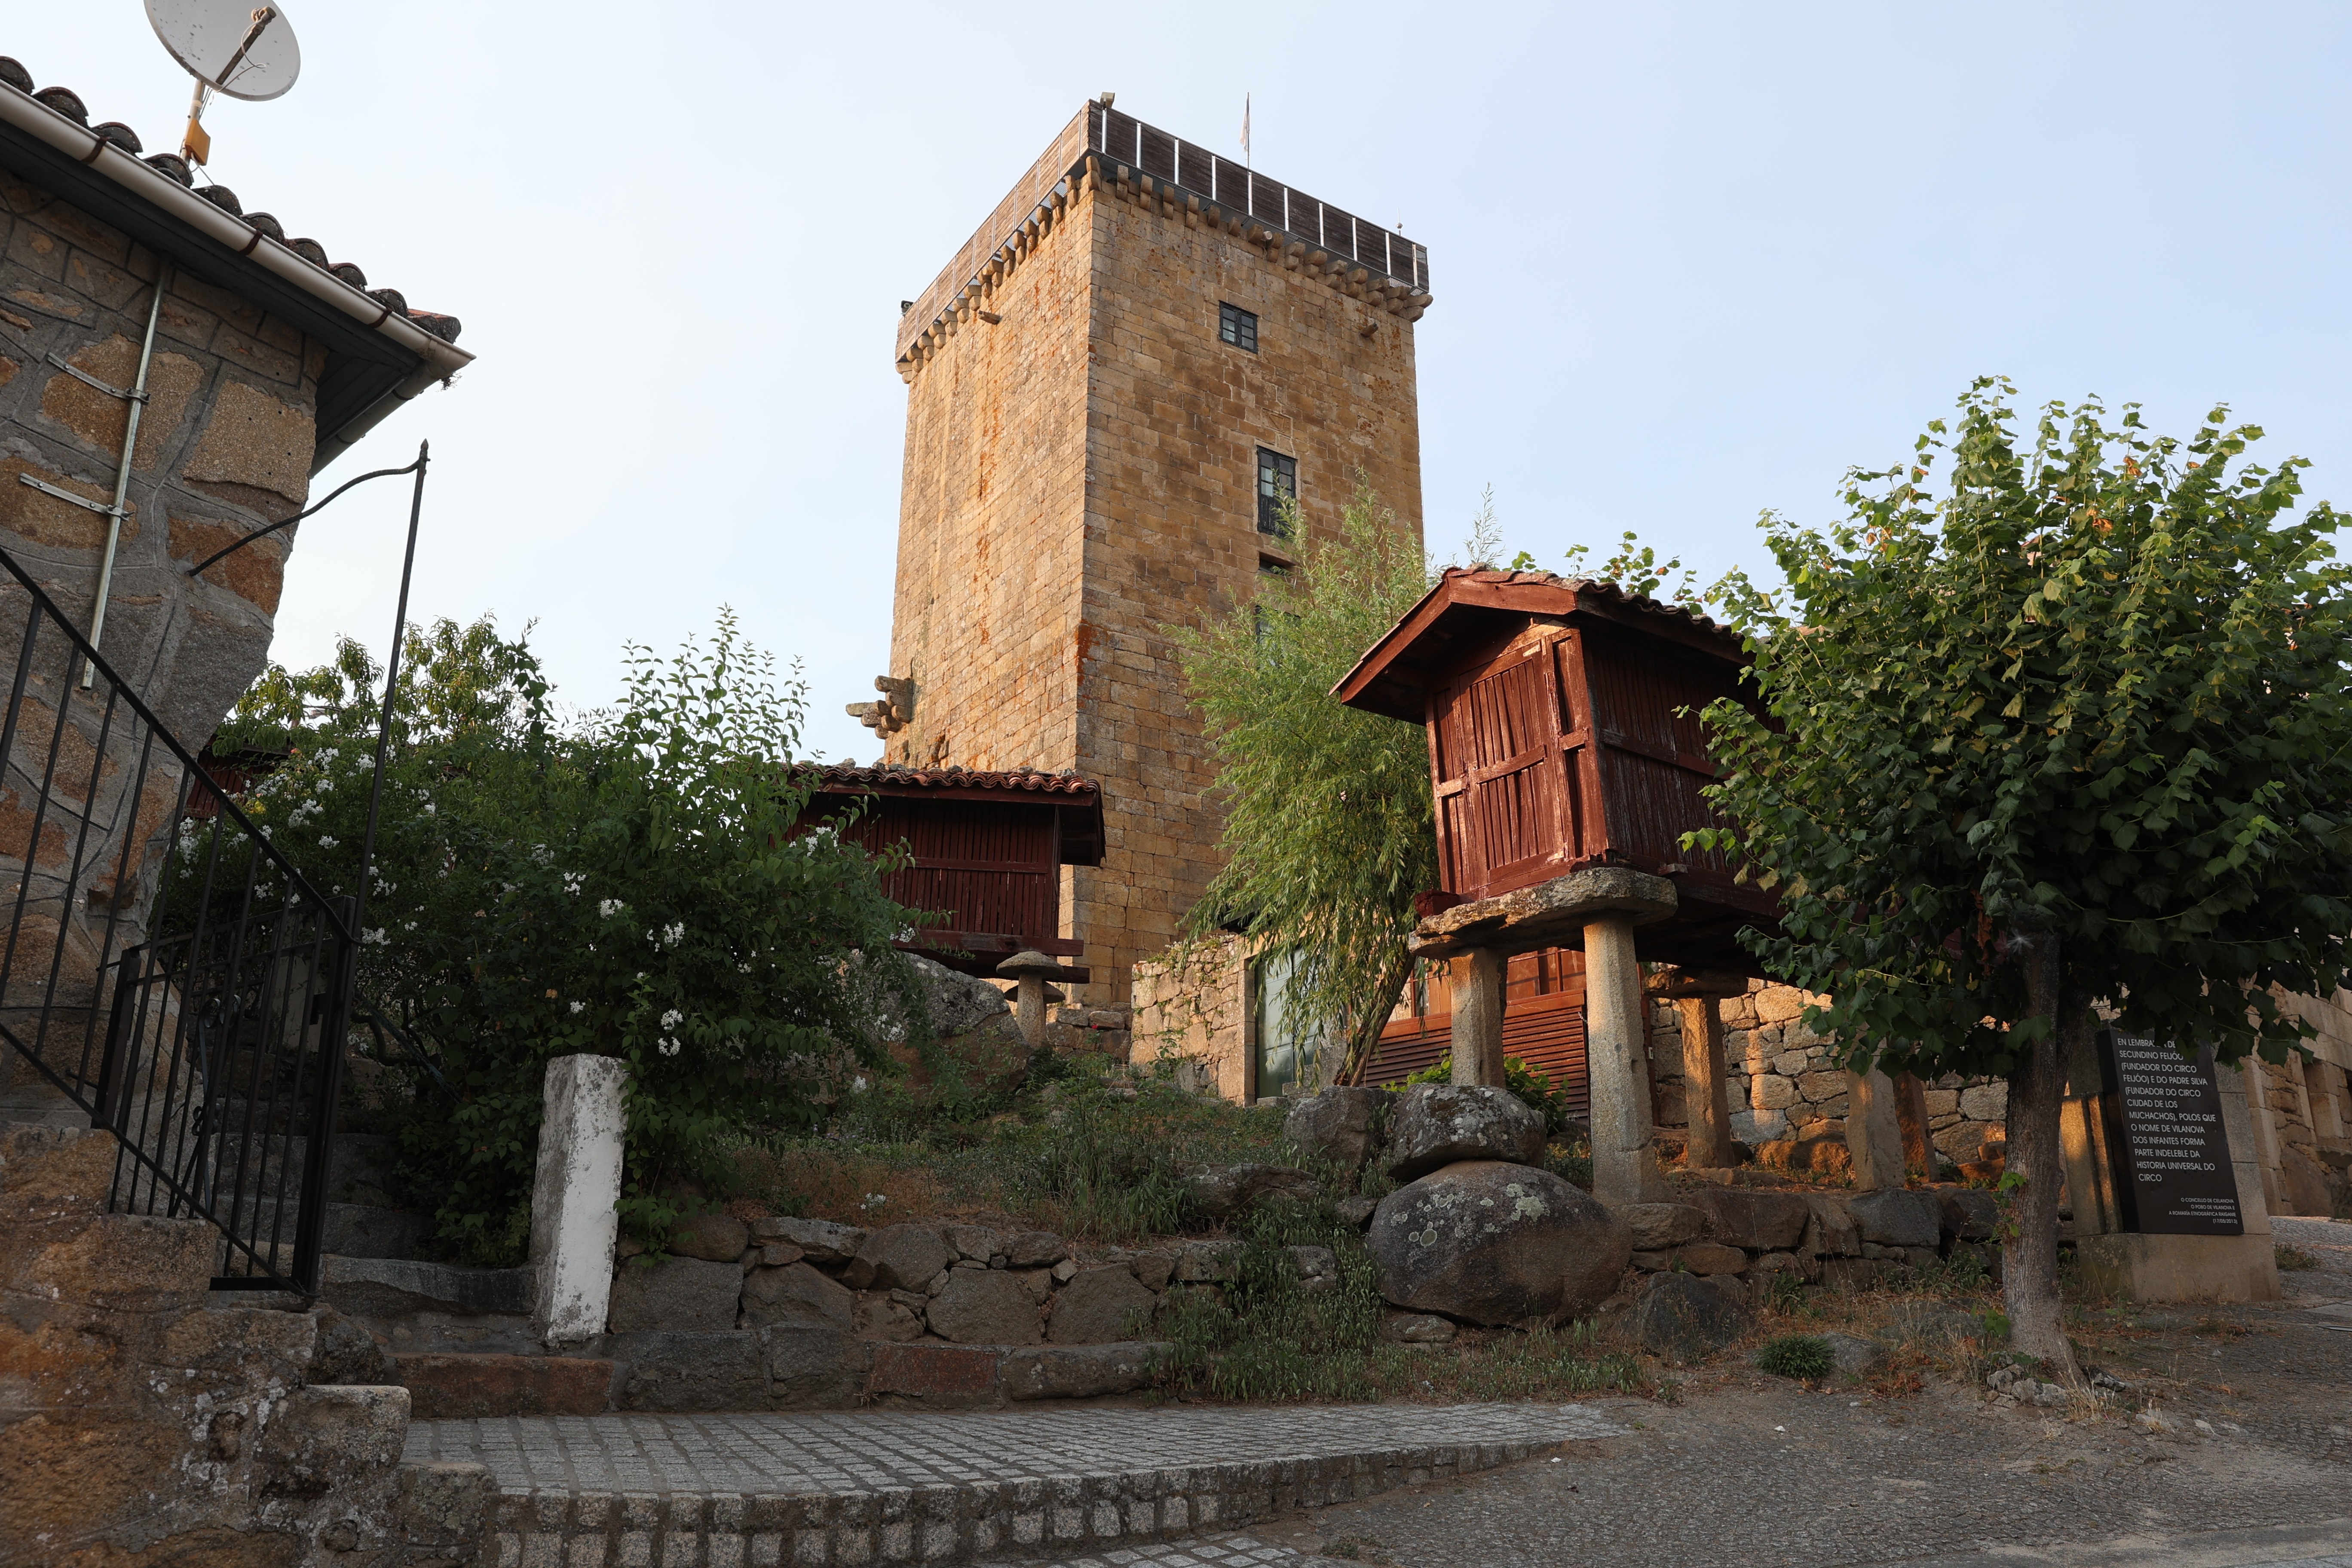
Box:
1017;1218;2352;1568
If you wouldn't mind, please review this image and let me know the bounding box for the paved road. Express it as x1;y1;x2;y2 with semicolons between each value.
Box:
1011;1218;2352;1568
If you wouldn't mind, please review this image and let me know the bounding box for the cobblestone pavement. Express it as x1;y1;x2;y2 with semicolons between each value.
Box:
404;1402;1628;1496
1008;1220;2352;1568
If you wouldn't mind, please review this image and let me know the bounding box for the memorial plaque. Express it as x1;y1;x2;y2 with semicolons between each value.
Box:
2100;1032;2243;1236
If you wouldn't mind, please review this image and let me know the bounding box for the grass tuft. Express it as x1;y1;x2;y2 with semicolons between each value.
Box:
1755;1334;1835;1381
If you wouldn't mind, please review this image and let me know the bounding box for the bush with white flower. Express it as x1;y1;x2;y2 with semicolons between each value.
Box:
202;612;930;1264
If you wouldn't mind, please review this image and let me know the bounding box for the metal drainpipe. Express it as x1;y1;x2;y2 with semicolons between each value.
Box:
82;258;172;687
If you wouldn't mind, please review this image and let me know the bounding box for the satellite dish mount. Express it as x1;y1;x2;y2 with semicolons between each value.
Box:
143;0;303;166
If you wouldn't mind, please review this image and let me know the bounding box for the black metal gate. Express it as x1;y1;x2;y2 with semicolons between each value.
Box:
0;548;357;1293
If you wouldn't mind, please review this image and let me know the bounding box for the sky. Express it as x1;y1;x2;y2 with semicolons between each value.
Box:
10;4;2351;761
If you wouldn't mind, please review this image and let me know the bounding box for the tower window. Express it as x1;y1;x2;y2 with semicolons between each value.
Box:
1256;447;1297;536
1220;303;1259;353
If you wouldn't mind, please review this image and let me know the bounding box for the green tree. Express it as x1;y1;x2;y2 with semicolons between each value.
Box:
1173;483;1437;1082
1696;380;2352;1374
203;612;929;1263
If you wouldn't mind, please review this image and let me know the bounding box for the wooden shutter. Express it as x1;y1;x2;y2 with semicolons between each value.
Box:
1429;632;1571;900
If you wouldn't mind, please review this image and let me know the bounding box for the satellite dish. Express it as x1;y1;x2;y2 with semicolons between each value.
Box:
145;0;301;102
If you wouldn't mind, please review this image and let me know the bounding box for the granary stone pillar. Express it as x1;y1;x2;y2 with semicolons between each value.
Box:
529;1054;629;1345
998;951;1065;1047
1450;948;1506;1086
1656;969;1745;1171
1844;1066;1905;1191
1893;1072;1935;1176
1584;911;1670;1203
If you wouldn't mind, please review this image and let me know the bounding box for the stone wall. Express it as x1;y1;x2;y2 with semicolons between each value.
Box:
1132;935;1252;1103
0;171;323;1118
888;140;1426;1009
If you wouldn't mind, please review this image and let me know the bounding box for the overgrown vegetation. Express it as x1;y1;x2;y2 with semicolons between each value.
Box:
206;613;928;1263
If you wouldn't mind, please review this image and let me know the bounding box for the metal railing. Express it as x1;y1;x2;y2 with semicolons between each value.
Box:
0;547;357;1292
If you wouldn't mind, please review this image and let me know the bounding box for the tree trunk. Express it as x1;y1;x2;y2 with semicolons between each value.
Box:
2002;928;2081;1382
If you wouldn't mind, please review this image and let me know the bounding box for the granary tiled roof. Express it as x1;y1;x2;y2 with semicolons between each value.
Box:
1436;567;1737;640
0;51;472;468
811;762;1099;799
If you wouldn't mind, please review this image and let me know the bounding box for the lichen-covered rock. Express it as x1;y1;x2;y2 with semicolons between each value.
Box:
741;1262;854;1332
1614;1202;1706;1251
842;1223;955;1291
747;1215;867;1263
1047;1266;1160;1344
1369;1159;1630;1326
1183;1161;1322;1219
1850;1189;1941;1248
926;1268;1043;1345
1285;1085;1393;1172
606;1256;740;1334
1387;1085;1546;1181
668;1210;750;1262
1628;1272;1751;1360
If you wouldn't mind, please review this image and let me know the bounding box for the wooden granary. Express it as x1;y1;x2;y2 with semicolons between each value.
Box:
798;765;1104;982
1332;567;1775;974
1334;568;1778;1198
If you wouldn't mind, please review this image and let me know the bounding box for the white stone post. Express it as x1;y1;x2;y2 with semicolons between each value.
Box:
1449;948;1505;1086
528;1054;628;1346
1584;912;1667;1202
1844;1066;1905;1191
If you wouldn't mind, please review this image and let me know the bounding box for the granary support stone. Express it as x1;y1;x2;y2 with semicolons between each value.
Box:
998;949;1066;1047
1844;1065;1905;1191
1449;946;1505;1085
1586;910;1670;1203
1655;967;1745;1170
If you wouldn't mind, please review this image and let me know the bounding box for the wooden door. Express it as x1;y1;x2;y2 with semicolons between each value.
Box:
1428;628;1576;900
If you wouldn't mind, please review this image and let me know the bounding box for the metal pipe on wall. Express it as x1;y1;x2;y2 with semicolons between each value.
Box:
82;258;171;686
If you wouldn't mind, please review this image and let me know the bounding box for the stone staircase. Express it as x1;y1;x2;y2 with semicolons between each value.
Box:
0;1114;491;1563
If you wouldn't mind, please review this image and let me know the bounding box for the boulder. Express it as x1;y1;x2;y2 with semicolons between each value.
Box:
1801;1193;1862;1257
1172;1239;1245;1283
305;1307;392;1386
876;955;1030;1102
1818;1331;1885;1377
763;1326;871;1409
1288;1245;1341;1293
1005;1230;1069;1268
1668;1241;1747;1276
1614;1202;1706;1251
606;1256;740;1334
842;1224;954;1291
907;952;1016;1036
1047;1266;1160;1344
1129;1251;1175;1292
1335;1195;1378;1230
1850;1189;1941;1249
747;1216;867;1264
1285;1086;1392;1172
1003;1342;1166;1400
1692;1188;1810;1251
855;1296;922;1341
1369;1159;1631;1327
1628;1272;1752;1360
606;1332;768;1411
668;1211;749;1262
742;1262;854;1332
926;1268;1043;1345
1183;1162;1321;1220
1388;1085;1546;1181
945;1224;1004;1263
1936;1187;2000;1243
1380;1311;1457;1344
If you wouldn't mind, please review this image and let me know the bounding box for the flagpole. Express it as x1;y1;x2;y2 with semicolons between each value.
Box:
1241;92;1252;171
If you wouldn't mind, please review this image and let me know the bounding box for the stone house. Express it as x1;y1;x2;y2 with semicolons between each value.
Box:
0;53;483;1562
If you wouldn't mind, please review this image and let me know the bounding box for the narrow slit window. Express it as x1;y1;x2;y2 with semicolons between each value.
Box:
1220;302;1259;352
1257;447;1296;536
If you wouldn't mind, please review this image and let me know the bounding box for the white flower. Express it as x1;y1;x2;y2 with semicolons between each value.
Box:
316;835;337;848
661;921;685;947
569;1000;585;1015
422;801;436;816
361;928;386;946
599;899;625;918
660;1008;682;1030
861;1191;888;1209
562;872;585;894
737;962;751;974
658;1037;680;1057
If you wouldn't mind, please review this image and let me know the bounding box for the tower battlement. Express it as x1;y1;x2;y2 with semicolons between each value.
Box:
897;101;1432;379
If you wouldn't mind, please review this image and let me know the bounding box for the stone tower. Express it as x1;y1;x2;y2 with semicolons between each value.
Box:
885;99;1432;1006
